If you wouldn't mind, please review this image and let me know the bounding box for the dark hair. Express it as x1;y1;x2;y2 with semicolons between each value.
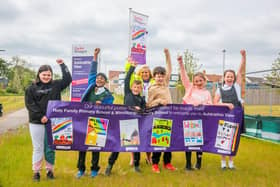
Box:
36;65;53;83
132;80;142;85
96;72;108;82
153;66;166;77
223;69;236;84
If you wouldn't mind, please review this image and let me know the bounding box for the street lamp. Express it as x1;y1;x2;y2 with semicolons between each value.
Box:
222;49;226;83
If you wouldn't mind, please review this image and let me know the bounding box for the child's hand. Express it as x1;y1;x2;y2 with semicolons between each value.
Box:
134;106;141;110
94;48;101;56
164;48;170;56
41;116;48;124
240;49;246;57
95;101;102;105
160;100;168;106
227;103;234;110
177;56;183;64
56;59;64;64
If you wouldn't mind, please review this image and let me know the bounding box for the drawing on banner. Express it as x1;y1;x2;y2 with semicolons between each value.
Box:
85;117;109;147
183;120;204;146
120;119;140;146
215;120;239;151
51;117;73;145
151;118;173;147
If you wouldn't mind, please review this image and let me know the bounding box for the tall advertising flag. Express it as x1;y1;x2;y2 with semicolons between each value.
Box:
129;9;148;64
71;44;94;102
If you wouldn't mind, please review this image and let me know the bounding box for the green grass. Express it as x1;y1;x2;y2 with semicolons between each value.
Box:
0;126;279;187
245;105;280;116
0;96;24;114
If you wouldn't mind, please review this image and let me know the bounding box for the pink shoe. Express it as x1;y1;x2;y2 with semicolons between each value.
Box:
152;164;160;173
164;163;177;171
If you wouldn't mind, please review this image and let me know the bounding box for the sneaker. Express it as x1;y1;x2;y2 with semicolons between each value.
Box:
228;166;235;170
194;162;201;170
105;165;112;176
134;166;141;173
163;163;177;171
221;166;227;170
152;164;160;173
91;170;98;178
46;171;55;180
76;170;85;179
32;172;40;182
186;166;194;171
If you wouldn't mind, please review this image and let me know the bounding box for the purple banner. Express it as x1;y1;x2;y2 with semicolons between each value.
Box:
46;101;243;156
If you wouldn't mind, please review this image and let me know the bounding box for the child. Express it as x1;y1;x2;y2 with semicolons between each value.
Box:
147;48;177;173
177;56;212;171
25;59;72;181
105;59;146;175
76;48;114;178
125;58;154;165
214;49;246;170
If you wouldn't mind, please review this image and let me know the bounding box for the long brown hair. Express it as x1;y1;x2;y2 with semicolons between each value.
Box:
35;65;53;83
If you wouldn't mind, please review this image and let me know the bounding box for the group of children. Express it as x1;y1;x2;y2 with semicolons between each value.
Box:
25;47;246;181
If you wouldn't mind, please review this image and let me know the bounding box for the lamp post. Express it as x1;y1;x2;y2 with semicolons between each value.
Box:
222;49;226;84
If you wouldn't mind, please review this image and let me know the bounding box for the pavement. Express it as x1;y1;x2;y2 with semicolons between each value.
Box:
0;108;28;134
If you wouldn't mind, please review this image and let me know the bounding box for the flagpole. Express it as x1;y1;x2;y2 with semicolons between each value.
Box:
128;8;132;57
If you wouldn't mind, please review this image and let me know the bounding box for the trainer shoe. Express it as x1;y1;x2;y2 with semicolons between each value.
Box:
164;163;177;171
105;165;112;176
195;162;201;170
91;170;98;178
46;170;55;180
152;164;160;173
76;170;84;179
32;172;40;182
134;166;141;173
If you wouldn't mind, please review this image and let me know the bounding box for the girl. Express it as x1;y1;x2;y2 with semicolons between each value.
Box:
25;59;72;181
177;56;212;171
214;50;246;169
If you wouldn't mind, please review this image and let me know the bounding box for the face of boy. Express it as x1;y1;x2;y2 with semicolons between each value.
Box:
193;76;205;89
96;75;106;87
224;72;235;86
131;83;142;95
154;74;165;86
39;70;52;83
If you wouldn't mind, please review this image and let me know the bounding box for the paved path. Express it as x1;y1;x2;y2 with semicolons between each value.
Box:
0;108;28;134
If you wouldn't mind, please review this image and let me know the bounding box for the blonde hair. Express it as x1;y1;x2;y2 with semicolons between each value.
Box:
193;72;206;85
136;65;152;79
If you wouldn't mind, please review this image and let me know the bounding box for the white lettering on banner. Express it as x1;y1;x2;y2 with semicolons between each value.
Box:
56;146;71;150
217;149;231;154
88;147;102;150
126;147;138;151
188;147;201;150
153;147;167;151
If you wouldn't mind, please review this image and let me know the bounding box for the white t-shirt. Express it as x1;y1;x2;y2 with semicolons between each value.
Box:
215;83;244;104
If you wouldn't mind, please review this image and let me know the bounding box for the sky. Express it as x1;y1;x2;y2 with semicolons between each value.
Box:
0;0;279;77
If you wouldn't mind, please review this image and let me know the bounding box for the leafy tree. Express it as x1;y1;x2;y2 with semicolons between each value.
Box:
265;54;280;87
0;58;11;78
182;49;200;81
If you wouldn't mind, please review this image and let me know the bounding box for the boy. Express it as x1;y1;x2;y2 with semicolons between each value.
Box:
147;48;177;173
76;48;114;178
105;59;145;176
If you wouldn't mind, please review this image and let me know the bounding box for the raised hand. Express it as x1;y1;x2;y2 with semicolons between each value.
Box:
164;48;170;56
94;48;101;56
240;49;246;57
56;59;64;65
177;56;183;64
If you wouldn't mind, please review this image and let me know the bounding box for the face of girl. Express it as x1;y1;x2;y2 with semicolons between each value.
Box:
224;72;235;86
141;68;150;81
193;76;205;89
96;75;106;87
39;70;52;84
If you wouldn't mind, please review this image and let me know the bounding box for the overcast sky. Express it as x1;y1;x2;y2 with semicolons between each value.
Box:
0;0;279;77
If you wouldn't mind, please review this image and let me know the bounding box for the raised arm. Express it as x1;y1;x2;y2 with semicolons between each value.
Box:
236;49;246;85
164;48;172;83
56;59;72;90
124;59;137;96
177;56;191;90
88;48;100;85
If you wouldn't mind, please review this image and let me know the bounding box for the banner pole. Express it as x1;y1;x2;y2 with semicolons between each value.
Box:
128;8;132;57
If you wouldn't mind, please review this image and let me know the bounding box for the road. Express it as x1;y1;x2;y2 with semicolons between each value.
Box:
0;108;28;134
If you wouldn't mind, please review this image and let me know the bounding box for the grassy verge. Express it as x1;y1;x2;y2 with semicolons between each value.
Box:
0;126;279;187
244;105;280;116
0;96;24;114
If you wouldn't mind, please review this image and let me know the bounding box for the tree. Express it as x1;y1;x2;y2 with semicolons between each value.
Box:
265;54;280;87
182;49;200;81
0;58;11;78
